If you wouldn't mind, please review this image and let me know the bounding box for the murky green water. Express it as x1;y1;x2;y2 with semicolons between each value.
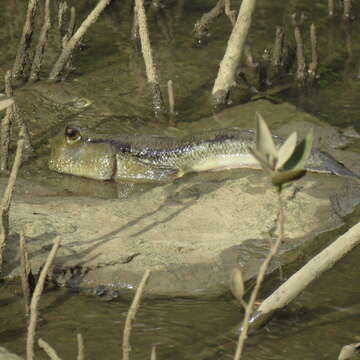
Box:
1;232;360;360
1;0;360;359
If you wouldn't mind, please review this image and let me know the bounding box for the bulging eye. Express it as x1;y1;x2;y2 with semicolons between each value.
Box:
65;126;81;143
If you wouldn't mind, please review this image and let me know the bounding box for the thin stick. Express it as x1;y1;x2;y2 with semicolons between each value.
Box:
61;6;76;77
131;9;140;44
29;0;51;82
150;346;156;360
328;0;335;16
271;27;284;73
122;269;151;360
49;0;111;81
308;24;318;82
233;189;284;360
66;7;76;40
193;0;225;40
212;0;258;108
292;13;306;84
77;333;85;360
12;0;40;80
343;0;351;19
1;71;32;154
0;94;14;112
20;233;31;319
0;71;13;172
58;1;68;32
224;0;236;26
38;338;62;360
13;104;32;150
167;80;175;115
243;45;258;68
26;237;61;360
135;0;166;116
249;217;360;330
0;134;25;274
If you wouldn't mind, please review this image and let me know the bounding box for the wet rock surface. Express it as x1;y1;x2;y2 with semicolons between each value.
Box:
2;96;360;298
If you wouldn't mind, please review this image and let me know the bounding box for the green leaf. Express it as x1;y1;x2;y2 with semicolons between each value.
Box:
0;94;13;111
271;169;306;185
255;112;278;168
281;130;313;171
249;148;274;175
276;132;297;170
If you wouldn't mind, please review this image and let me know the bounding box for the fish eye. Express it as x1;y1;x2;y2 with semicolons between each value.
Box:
65;126;82;143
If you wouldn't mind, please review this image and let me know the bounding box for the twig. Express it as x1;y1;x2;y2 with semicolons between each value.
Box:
26;237;61;360
271;27;284;75
243;45;258;68
49;0;111;81
0;134;25;274
167;80;175;115
338;343;360;360
343;0;351;19
58;1;68;32
122;269;151;360
13;104;32;150
1;71;32;156
0;71;13;172
38;338;62;360
249;216;360;330
193;0;225;41
211;0;258;108
292;13;306;84
61;6;77;78
0;94;14;111
77;333;85;360
308;24;318;82
131;9;140;44
135;0;166;116
12;0;40;80
29;0;51;82
150;346;156;360
66;6;76;40
233;188;284;360
328;0;335;16
258;49;271;91
224;0;236;26
19;233;31;319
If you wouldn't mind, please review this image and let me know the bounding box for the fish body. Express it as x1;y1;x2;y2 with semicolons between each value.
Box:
49;126;359;182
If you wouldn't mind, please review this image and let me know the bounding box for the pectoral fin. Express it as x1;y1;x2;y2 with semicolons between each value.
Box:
115;154;182;182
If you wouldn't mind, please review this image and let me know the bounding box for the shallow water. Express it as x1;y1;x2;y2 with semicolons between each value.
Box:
1;223;360;360
0;0;360;359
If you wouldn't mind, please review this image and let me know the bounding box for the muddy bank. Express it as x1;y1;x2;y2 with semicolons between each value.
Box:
2;170;360;298
2;100;360;297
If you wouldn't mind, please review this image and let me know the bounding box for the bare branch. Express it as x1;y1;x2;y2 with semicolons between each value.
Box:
122;269;151;360
26;238;61;360
0;134;25;273
49;0;111;81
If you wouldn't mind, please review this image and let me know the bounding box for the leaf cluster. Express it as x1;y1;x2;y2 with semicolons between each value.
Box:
250;112;313;186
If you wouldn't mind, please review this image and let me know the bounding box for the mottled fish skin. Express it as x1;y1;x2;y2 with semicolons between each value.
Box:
49;127;360;182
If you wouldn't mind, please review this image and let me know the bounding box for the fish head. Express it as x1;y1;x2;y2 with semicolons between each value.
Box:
49;125;116;180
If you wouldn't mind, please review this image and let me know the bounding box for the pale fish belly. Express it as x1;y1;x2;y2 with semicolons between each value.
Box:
187;153;260;172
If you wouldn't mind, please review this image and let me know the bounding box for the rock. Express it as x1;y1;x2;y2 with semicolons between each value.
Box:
2;99;360;298
2;167;360;298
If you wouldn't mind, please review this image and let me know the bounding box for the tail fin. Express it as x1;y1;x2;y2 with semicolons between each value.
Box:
305;150;360;180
